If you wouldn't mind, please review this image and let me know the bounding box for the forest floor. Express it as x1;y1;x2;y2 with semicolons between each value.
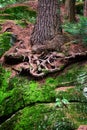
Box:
0;1;87;130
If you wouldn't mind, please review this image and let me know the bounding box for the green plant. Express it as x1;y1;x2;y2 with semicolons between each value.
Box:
0;0;29;7
63;16;87;45
55;98;69;107
0;6;36;23
0;65;11;104
0;32;12;57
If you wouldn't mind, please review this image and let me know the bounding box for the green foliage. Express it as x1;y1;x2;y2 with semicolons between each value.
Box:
45;65;82;88
76;0;83;2
55;64;87;105
55;98;69;107
0;0;16;7
77;72;87;85
45;77;58;87
0;65;11;104
53;120;75;130
55;64;87;87
15;20;27;28
62;98;69;104
55;98;62;107
0;32;12;57
68;103;87;126
0;6;36;23
63;17;87;45
28;16;36;24
0;0;29;7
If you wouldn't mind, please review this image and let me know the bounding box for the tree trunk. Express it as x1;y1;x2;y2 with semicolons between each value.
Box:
65;0;76;22
84;0;87;16
30;0;62;48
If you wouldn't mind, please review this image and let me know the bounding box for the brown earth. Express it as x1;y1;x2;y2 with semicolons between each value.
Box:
0;20;87;78
0;1;87;78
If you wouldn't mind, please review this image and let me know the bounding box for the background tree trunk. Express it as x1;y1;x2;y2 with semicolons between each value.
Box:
30;0;62;46
65;0;76;22
84;0;87;16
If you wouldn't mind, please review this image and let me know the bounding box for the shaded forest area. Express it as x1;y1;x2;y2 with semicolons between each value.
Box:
0;0;87;130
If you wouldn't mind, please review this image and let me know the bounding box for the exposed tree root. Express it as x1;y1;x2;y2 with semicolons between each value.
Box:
0;21;87;77
2;49;87;77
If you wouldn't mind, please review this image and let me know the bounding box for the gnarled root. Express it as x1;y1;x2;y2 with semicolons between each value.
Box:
3;49;87;77
0;21;87;77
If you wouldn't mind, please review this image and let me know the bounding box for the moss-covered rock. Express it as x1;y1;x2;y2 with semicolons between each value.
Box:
0;104;76;130
0;63;87;129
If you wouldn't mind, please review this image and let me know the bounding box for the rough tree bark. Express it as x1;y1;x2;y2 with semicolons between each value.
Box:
84;0;87;16
30;0;64;53
65;0;76;22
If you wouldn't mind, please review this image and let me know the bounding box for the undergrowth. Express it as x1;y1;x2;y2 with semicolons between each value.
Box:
63;16;87;46
0;32;12;57
0;0;29;7
0;65;11;105
0;6;36;23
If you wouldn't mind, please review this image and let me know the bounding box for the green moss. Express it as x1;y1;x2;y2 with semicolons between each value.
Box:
0;67;56;117
15;20;28;28
0;20;5;30
0;6;36;23
0;102;86;130
0;32;12;57
56;64;87;86
56;87;86;102
55;64;87;101
0;104;75;130
0;65;11;95
0;64;87;129
0;66;24;116
9;77;56;104
66;103;87;127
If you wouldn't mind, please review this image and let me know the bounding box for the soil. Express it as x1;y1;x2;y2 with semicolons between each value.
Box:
55;86;74;91
0;19;87;78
